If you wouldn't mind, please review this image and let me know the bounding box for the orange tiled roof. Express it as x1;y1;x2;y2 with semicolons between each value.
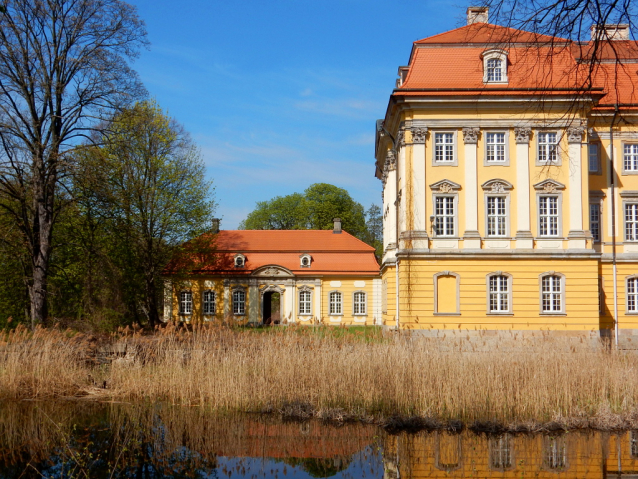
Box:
393;23;638;106
166;230;379;276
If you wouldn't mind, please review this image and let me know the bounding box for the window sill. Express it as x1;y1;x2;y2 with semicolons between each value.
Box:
540;312;567;316
433;312;460;316
487;312;513;316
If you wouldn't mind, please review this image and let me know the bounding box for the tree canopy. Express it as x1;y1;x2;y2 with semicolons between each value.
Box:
240;183;381;255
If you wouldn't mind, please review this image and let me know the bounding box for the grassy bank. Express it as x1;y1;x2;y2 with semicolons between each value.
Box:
1;324;638;428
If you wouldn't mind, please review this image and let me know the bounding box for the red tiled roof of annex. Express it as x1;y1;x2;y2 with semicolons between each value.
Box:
166;230;379;276
394;22;638;106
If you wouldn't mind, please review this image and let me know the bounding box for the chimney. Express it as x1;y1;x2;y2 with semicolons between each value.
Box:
333;218;342;234
467;6;488;25
211;218;220;234
591;24;630;41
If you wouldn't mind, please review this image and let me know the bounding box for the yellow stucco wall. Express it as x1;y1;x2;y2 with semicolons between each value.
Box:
320;276;376;325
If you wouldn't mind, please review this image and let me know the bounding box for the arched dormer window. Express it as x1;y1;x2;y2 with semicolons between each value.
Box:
482;49;508;84
300;254;312;268
234;253;246;268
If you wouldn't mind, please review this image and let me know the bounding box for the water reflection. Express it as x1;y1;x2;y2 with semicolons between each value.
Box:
1;402;638;478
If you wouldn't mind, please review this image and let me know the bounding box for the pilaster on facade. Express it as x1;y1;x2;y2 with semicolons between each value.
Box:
409;126;428;235
463;127;481;248
567;124;588;249
514;127;533;248
383;149;398;260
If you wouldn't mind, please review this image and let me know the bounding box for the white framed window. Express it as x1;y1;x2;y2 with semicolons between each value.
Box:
434;132;455;164
179;291;192;315
540;273;565;314
627;277;638;314
485;132;507;164
353;291;367;315
543;436;568;471
487;274;511;314
588;143;600;173
537;132;558;164
232;289;246;315
203;290;215;315
626;203;638;241
434;196;456;237
482;49;508;83
298;289;312;315
329;291;342;315
234;254;246;268
300;254;311;268
631;431;638;458
624;144;638;173
538;195;560;237
490;435;513;471
487;196;507;237
590;202;601;242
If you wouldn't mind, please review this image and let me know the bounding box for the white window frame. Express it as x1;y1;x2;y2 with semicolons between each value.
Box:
489;434;514;471
329;290;342;316
432;131;457;166
433;195;457;237
539;272;566;315
300;254;312;268
232;288;246;315
588;142;601;174
486;273;512;315
484;131;509;166
536;131;560;165
433;271;461;315
298;288;312;316
627;276;638;315
179;290;193;315
623;143;638;174
202;290;216;316
538;195;561;237
625;201;638;242
482;49;508;84
543;435;568;471
486;195;509;237
590;201;602;243
353;291;367;315
234;254;246;268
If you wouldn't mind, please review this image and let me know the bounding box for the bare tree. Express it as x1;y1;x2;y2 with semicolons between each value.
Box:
0;0;147;327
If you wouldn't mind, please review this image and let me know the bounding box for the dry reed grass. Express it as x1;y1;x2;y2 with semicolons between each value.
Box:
2;324;638;427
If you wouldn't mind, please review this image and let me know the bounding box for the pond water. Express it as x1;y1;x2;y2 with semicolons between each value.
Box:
0;401;635;478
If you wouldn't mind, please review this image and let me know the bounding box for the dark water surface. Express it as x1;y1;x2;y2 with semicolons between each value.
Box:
0;401;635;478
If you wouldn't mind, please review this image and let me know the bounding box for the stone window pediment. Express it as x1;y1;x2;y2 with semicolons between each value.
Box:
251;265;294;278
430;179;462;193
481;179;513;193
533;179;566;193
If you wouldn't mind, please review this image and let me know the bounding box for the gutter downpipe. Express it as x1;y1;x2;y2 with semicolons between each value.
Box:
610;104;619;348
381;122;400;331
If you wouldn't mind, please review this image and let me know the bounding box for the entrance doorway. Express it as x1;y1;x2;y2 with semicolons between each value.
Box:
262;292;281;325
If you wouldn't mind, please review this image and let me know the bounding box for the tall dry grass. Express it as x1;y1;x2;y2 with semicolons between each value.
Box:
2;324;638;425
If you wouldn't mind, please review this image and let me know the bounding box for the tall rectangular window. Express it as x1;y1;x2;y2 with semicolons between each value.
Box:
179;291;192;315
434;132;454;163
299;290;312;315
434;196;455;236
353;291;366;315
489;275;510;313
539;196;559;236
541;275;563;313
487;196;507;237
588;143;600;173
203;290;216;315
329;291;342;315
624;144;638;172
628;278;638;313
590;203;601;242
538;132;558;163
486;132;506;163
626;203;638;241
232;290;245;315
486;58;503;82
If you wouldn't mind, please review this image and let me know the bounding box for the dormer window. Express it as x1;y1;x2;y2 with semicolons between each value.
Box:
482;50;508;84
234;254;246;268
300;254;312;268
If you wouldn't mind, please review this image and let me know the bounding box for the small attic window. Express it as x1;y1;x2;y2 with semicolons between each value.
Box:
300;254;312;268
234;254;246;268
482;49;508;84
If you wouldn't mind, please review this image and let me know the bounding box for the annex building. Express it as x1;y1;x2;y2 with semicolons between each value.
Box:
163;220;381;325
375;7;638;341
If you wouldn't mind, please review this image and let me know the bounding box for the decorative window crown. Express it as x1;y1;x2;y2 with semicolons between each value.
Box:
300;254;312;268
234;253;246;268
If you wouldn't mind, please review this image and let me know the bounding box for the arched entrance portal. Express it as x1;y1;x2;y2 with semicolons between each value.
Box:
260;284;285;325
262;291;281;325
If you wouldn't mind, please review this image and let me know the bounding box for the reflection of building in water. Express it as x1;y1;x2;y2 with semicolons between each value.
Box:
384;430;638;479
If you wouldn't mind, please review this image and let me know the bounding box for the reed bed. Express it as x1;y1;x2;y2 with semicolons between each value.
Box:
2;324;638;426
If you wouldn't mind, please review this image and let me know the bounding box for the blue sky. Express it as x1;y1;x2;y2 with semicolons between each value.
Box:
131;0;464;228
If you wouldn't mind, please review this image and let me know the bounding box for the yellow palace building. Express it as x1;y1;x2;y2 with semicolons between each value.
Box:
375;8;638;342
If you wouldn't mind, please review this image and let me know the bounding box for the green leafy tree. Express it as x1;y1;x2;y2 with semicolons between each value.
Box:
78;100;216;327
365;204;383;258
240;183;370;241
